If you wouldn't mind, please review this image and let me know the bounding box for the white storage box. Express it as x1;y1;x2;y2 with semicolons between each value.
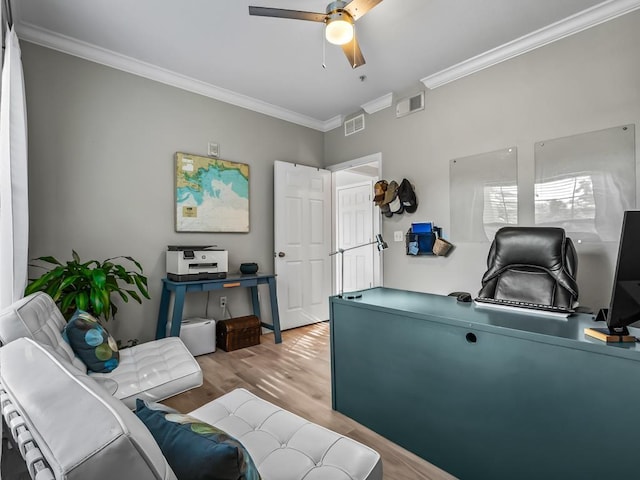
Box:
180;317;216;356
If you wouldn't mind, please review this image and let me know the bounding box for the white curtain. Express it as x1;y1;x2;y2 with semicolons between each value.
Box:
0;24;28;309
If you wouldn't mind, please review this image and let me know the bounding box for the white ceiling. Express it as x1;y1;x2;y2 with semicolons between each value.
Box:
12;0;640;130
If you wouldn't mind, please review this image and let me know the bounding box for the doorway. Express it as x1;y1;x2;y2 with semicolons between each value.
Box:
329;153;382;296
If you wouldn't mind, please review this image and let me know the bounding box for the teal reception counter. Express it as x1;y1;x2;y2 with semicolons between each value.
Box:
329;288;640;480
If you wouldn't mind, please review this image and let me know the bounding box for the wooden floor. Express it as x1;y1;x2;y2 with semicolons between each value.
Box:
165;322;457;480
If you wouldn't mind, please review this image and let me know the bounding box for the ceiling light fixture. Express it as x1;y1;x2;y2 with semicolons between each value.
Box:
249;0;382;68
325;11;354;45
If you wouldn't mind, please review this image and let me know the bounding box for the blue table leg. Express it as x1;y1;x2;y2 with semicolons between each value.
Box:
267;277;282;344
156;285;171;339
169;284;187;337
250;286;260;318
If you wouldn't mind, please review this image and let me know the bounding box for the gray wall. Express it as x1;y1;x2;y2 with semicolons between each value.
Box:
324;11;640;311
23;9;640;341
23;42;324;343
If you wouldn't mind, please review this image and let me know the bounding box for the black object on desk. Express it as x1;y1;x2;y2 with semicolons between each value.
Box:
240;262;259;275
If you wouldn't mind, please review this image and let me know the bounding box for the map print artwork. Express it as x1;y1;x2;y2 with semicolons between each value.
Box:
175;152;249;232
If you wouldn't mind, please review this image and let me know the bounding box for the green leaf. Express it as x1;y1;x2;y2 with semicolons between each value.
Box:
60;292;78;315
34;256;62;266
50;267;67;279
133;275;150;299
126;290;142;303
59;275;81;290
72;250;81;263
124;256;143;272
90;288;104;316
77;292;88;311
101;290;111;316
91;269;107;288
113;264;127;277
46;281;64;301
25;273;55;294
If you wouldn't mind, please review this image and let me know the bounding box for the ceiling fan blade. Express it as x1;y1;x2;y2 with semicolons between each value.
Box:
344;0;383;21
248;6;326;22
341;36;365;69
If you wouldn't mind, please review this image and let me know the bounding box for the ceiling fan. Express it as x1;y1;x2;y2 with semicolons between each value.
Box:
249;0;383;69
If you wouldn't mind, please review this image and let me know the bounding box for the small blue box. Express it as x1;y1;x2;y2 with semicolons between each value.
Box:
411;222;432;234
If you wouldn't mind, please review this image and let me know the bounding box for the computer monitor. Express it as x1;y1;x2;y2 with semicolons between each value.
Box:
598;210;640;335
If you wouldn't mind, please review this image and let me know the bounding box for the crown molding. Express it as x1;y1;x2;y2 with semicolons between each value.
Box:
421;0;640;89
361;93;393;114
322;115;345;131
16;21;332;132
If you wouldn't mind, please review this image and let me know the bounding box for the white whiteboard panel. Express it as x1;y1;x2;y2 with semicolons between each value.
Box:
534;125;635;242
450;147;518;242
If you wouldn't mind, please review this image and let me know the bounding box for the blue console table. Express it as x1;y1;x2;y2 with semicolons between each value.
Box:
330;287;640;480
156;274;282;344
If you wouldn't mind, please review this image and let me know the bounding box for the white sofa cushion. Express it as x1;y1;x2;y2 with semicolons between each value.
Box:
189;389;383;480
91;337;203;408
0;338;177;480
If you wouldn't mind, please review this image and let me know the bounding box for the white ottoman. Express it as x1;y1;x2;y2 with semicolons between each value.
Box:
189;388;383;480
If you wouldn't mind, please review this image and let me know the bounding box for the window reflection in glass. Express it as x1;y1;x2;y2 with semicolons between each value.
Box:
534;125;635;242
483;183;518;239
450;147;518;242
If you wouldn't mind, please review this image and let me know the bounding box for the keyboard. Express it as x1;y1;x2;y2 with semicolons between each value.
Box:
474;296;575;317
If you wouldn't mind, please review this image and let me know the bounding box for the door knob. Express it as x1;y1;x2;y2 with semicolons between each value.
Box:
278;252;285;257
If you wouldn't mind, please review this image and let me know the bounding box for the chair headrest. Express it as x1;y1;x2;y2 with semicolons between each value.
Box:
489;227;570;272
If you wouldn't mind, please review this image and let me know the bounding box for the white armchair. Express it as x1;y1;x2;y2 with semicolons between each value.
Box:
0;292;202;408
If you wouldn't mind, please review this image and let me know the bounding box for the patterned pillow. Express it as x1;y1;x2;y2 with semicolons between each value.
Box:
136;399;261;480
63;310;119;373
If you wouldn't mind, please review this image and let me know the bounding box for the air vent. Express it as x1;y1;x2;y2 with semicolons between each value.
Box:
396;92;425;118
344;114;365;136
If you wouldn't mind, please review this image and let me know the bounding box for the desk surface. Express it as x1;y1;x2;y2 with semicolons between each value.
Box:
332;287;640;357
162;273;275;287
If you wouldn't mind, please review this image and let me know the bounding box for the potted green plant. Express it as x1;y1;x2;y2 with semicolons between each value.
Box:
25;250;150;321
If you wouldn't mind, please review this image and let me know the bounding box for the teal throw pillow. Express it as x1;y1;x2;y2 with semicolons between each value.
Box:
63;310;119;373
135;399;261;480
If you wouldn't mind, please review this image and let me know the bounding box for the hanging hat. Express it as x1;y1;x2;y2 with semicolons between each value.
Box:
383;181;404;214
373;180;388;206
398;178;418;213
380;202;394;217
382;181;397;204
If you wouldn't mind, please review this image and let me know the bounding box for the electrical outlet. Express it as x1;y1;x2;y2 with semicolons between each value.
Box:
220;296;227;308
394;231;404;242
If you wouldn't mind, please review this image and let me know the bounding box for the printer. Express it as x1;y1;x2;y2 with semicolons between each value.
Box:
166;246;228;281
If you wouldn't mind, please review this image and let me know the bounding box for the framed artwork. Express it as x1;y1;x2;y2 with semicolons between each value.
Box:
175;152;249;232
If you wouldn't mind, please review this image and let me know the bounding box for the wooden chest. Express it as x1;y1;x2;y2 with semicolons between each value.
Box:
216;315;261;351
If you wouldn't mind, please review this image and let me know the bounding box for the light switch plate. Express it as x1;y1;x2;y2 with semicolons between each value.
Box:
394;231;404;242
208;142;219;157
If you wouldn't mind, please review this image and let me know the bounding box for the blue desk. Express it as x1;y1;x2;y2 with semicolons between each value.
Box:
156;274;282;343
331;287;640;480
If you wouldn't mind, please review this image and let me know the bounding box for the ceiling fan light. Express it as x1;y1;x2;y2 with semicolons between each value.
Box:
326;16;354;45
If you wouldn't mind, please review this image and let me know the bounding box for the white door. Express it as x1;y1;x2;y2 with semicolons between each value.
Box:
274;161;331;330
337;182;374;294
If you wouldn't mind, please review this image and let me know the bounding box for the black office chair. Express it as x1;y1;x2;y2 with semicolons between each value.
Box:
478;226;579;308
